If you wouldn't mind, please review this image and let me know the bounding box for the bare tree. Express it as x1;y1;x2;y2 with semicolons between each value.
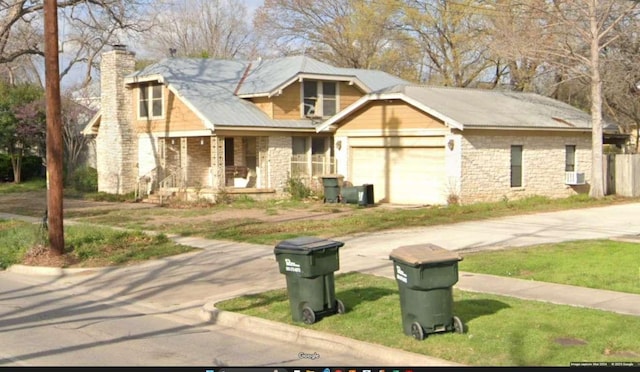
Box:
401;0;497;86
601;16;640;152
0;0;161;87
541;1;639;198
141;0;256;60
61;95;95;183
254;0;421;81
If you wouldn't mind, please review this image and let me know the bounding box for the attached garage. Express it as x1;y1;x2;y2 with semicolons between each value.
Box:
318;84;599;205
349;144;446;205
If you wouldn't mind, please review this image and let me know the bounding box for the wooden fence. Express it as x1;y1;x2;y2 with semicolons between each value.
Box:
606;154;640;197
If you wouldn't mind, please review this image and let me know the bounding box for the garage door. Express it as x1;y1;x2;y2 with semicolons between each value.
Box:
350;147;446;205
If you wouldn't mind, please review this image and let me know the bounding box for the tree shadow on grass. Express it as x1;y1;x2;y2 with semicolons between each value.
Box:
454;298;511;332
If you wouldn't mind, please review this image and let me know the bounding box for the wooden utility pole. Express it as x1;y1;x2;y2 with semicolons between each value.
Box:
44;0;64;256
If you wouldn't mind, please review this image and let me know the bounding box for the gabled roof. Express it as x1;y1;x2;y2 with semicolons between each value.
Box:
235;55;409;97
318;84;605;132
126;58;310;130
123;56;410;131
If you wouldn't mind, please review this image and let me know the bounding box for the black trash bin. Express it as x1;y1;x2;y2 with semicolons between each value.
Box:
274;236;346;324
389;243;464;340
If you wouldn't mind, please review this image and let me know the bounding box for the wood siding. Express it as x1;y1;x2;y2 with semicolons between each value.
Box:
338;82;363;111
271;83;301;119
251;97;274;119
134;86;205;134
336;100;446;133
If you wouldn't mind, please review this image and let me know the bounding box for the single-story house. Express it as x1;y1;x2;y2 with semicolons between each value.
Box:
84;45;409;200
317;84;616;205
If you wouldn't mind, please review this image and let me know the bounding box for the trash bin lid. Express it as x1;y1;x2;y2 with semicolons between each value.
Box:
274;236;344;255
389;244;462;266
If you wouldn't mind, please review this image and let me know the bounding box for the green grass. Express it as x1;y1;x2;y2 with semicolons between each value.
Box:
0;179;46;194
216;272;640;366
73;194;640;246
0;219;42;269
0;219;197;269
459;240;640;294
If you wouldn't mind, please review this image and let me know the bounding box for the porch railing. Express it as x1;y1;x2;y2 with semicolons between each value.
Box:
135;167;160;201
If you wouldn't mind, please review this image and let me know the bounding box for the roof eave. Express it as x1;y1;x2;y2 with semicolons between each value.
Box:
124;74;165;85
316;92;464;132
165;84;215;131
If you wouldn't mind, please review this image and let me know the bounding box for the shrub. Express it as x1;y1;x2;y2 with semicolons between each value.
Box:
285;177;312;200
70;166;98;192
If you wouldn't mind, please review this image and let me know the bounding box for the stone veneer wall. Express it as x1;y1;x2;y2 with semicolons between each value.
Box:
187;137;211;187
268;136;292;194
96;48;137;194
460;131;592;203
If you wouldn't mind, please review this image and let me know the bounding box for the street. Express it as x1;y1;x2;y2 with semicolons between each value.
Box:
0;271;377;367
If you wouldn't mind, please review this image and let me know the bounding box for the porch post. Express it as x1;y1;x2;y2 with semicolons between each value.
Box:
210;136;225;189
180;137;188;187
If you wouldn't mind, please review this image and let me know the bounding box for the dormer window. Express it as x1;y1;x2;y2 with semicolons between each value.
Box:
302;80;338;118
139;83;164;119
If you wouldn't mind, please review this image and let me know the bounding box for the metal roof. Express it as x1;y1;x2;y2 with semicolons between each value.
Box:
125;56;407;130
380;84;595;130
319;84;617;133
236;55;410;96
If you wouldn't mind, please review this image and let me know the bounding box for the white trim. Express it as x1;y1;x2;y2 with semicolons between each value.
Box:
336;128;450;137
81;111;101;135
463;125;591;132
213;126;317;133
125;74;165;85
238;73;369;99
316;93;464;132
165;84;214;130
138;130;213;138
137;83;165;121
300;80;340;119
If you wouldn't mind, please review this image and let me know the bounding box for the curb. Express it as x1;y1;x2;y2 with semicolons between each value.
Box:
6;264;112;277
199;303;465;367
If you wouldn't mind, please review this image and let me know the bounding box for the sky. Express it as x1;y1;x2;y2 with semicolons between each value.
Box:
58;0;266;91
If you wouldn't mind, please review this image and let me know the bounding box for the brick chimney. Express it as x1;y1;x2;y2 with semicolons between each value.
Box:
97;45;137;194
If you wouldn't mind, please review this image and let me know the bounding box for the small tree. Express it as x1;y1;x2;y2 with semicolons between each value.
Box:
0;83;45;183
61;98;95;185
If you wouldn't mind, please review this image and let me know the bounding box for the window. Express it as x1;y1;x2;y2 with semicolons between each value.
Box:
139;84;163;119
511;145;523;188
565;145;576;172
302;81;338;118
291;136;335;177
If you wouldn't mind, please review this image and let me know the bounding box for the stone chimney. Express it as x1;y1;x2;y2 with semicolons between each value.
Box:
97;45;137;194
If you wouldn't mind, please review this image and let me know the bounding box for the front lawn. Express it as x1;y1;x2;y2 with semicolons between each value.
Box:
459;239;640;294
216;272;640;366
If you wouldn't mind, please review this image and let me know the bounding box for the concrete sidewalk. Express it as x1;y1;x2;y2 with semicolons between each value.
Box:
4;202;640;365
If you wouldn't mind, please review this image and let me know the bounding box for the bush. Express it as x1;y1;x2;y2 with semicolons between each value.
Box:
70;166;98;192
0;154;44;182
285;177;312;200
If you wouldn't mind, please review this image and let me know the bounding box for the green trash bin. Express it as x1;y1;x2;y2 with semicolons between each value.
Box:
274;236;346;324
389;244;464;340
341;184;375;206
320;175;343;203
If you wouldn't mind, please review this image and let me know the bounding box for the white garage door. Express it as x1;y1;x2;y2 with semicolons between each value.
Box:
350;147;446;205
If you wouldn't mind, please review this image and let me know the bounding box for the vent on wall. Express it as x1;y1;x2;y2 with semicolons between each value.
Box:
565;171;585;185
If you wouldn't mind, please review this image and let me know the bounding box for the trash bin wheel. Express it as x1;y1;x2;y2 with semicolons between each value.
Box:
453;316;464;334
336;299;346;314
301;304;316;324
411;321;425;340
